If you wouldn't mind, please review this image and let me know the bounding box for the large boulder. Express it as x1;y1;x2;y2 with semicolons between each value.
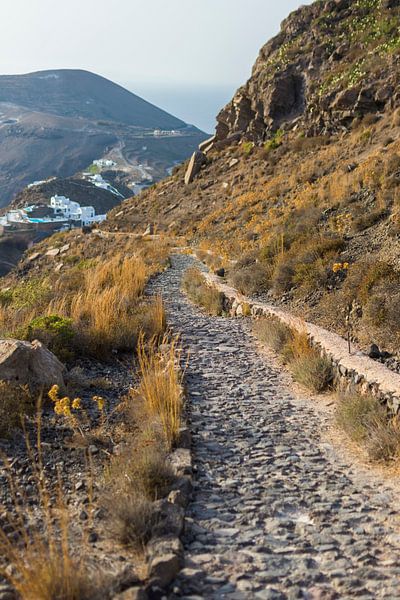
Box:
184;151;206;185
0;339;65;391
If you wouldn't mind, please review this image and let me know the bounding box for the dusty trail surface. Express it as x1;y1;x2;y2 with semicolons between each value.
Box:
150;255;400;600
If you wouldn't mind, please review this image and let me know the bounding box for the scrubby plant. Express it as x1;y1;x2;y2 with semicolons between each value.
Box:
106;492;157;550
23;315;75;361
0;381;32;438
253;317;293;353
352;208;388;231
134;334;184;450
255;319;333;393
289;349;333;393
336;390;400;462
230;263;269;295
241;141;254;155
264;129;284;152
182;267;224;316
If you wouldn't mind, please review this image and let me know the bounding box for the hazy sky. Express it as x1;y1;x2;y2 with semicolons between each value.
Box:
0;0;311;131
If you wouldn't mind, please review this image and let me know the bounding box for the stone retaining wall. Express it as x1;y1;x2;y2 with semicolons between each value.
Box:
203;272;400;413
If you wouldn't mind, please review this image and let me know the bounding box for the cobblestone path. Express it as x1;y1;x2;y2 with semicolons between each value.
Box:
151;255;400;600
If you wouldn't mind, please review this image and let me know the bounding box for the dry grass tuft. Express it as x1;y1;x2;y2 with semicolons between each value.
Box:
2;544;105;600
253;317;293;353
255;318;332;393
134;334;184;450
182;267;224;315
106;493;157;551
0;381;33;438
52;255;151;357
289;350;333;393
336;391;400;462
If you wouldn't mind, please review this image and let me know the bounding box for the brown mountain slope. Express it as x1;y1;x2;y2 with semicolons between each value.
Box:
105;0;400;359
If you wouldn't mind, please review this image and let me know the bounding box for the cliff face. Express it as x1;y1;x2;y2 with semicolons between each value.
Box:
216;0;400;142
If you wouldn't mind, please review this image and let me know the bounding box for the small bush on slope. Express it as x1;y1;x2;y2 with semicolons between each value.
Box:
23;315;75;361
254;318;333;393
254;317;293;353
182;267;224;316
230;263;270;295
106;493;157;550
0;381;33;438
336;391;400;462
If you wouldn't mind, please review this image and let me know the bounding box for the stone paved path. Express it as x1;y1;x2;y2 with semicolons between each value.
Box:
151;255;400;600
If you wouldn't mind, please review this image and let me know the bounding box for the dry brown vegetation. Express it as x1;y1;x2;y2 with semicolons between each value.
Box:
134;334;184;449
107;104;400;356
0;382;33;438
182;267;224;315
0;410;108;600
104;335;184;551
336;390;400;463
0;333;185;595
0;233;171;360
254;317;333;393
0;232;185;594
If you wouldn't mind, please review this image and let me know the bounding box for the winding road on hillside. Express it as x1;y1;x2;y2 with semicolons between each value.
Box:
150;255;400;600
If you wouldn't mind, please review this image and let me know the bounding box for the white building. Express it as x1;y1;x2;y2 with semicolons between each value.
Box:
50;195;106;226
153;129;179;137
93;159;116;168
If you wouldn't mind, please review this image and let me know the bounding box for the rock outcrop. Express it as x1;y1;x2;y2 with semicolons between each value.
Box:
0;339;65;390
184;151;207;185
215;0;400;143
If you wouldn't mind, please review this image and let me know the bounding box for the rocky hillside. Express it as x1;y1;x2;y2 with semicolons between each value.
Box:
0;70;206;206
105;0;400;359
216;0;400;141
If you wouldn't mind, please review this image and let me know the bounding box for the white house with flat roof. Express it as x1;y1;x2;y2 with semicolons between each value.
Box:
50;195;106;226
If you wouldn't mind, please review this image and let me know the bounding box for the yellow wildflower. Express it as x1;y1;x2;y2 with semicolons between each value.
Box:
72;398;81;410
93;396;105;411
343;262;349;270
332;263;343;273
48;384;59;403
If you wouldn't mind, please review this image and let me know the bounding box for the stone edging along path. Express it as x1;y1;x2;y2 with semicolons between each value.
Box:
202;271;400;413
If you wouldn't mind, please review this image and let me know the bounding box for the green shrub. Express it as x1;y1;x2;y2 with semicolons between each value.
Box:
24;315;75;361
241;141;254;155
264;129;284;152
0;279;51;310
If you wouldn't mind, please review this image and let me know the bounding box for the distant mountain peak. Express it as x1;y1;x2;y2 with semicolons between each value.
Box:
0;69;187;129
